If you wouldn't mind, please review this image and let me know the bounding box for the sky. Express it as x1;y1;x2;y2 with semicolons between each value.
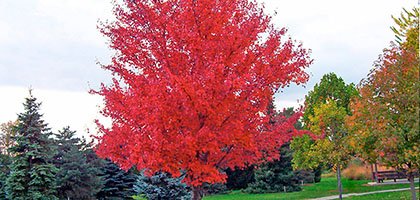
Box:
0;0;417;137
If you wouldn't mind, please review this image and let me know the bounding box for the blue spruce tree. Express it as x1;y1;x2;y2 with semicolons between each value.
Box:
0;154;12;199
97;159;136;199
134;171;191;200
6;92;58;200
53;127;102;199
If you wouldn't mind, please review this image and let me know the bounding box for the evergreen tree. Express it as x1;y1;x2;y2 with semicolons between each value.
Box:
294;167;322;184
97;160;136;200
225;166;255;190
245;143;301;193
5;92;58;200
245;107;319;193
134;171;191;200
53;127;102;200
0;153;12;199
0;121;16;198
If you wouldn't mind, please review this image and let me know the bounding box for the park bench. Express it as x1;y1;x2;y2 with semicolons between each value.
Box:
373;170;419;183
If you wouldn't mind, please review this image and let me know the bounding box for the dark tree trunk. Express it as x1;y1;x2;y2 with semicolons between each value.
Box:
408;173;417;200
192;186;203;200
337;165;343;200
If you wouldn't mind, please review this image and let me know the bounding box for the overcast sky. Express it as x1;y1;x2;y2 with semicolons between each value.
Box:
0;0;417;136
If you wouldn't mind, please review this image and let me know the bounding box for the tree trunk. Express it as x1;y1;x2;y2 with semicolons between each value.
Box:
337;165;343;200
370;163;374;181
192;186;203;200
408;173;417;200
374;163;378;183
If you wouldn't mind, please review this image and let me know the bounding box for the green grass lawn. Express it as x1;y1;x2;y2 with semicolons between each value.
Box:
204;177;415;200
345;189;419;200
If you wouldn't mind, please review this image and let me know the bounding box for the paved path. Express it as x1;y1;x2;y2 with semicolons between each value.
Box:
367;178;419;186
309;187;419;200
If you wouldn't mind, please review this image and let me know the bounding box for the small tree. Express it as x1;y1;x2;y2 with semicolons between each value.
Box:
292;73;358;200
347;8;419;200
134;171;191;200
5;92;58;200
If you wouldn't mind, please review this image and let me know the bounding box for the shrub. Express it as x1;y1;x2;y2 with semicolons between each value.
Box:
342;160;371;180
244;143;302;194
203;183;228;195
294;170;315;184
134;171;191;200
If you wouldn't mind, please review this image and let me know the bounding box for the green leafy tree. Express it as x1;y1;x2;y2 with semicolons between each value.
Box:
292;73;358;200
53;127;102;199
303;73;358;124
134;171;191;200
347;8;419;200
97;160;136;200
5;92;58;200
290;135;322;178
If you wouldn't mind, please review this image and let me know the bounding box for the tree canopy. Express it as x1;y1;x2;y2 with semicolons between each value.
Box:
94;1;312;198
53;127;102;199
346;7;419;200
292;73;358;200
5;93;58;200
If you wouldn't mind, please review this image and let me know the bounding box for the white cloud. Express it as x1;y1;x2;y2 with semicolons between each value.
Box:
0;86;107;138
33;0;114;46
266;0;417;106
0;0;418;136
274;99;302;111
0;0;113;47
0;0;114;91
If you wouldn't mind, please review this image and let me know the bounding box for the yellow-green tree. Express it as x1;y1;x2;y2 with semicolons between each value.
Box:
0;120;18;155
347;8;419;200
292;73;358;200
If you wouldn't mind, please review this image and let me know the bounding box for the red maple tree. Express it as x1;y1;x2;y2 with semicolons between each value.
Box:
94;0;311;198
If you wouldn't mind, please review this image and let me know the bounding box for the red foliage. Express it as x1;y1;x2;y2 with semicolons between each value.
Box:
94;0;312;186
